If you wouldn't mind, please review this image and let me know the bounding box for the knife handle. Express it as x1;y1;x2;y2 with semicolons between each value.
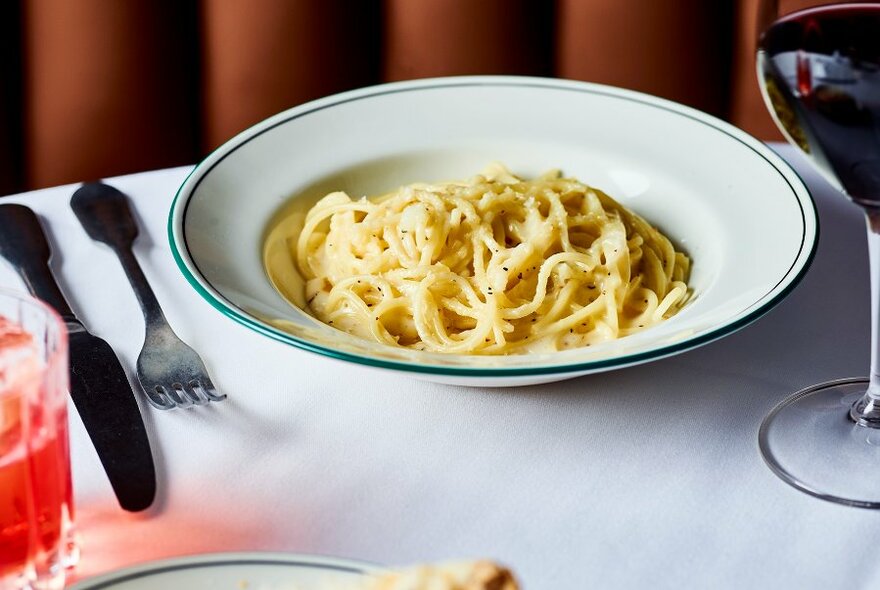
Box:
0;204;79;323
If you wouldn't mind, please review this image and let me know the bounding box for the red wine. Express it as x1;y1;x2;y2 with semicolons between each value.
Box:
758;3;880;207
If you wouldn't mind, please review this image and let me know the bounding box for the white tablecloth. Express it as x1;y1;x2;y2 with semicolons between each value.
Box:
1;144;878;589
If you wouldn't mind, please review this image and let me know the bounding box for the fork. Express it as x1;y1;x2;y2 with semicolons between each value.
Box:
71;182;225;409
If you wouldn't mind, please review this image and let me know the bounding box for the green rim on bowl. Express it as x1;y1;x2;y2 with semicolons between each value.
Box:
69;552;376;589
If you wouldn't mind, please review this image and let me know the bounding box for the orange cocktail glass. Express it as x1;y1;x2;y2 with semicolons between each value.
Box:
0;289;73;590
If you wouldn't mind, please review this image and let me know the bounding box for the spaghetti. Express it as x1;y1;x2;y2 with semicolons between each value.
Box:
273;164;690;354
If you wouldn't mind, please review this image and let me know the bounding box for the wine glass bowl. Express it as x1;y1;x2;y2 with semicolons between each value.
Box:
756;1;880;507
758;3;880;206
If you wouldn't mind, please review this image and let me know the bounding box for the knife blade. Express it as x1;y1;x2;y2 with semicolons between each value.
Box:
0;203;156;512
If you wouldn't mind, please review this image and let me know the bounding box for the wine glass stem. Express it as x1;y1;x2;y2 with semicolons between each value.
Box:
852;211;880;427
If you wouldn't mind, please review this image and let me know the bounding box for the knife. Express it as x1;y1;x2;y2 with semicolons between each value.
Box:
0;203;156;512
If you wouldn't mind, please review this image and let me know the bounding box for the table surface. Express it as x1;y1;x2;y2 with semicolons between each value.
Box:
1;144;878;589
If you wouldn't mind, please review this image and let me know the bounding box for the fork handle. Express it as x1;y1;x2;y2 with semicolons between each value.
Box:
0;204;81;325
115;248;171;332
71;183;170;331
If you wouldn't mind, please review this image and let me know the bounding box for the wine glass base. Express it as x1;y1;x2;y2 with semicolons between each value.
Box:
759;377;880;509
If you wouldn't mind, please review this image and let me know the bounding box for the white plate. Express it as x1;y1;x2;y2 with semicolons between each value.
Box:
168;76;817;386
69;552;376;589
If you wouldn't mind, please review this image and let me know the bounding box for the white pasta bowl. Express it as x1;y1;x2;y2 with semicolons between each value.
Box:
168;76;817;387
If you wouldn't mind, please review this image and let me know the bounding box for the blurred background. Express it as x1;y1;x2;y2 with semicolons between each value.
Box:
0;0;827;196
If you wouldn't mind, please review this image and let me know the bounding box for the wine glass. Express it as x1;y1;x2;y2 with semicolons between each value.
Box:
756;1;880;507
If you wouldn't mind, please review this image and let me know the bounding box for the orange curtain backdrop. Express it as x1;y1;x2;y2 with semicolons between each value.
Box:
383;0;553;80
731;0;782;140
200;0;381;149
557;0;735;119
22;0;200;191
1;0;808;195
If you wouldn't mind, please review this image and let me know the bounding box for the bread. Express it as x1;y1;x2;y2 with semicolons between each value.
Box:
364;560;519;590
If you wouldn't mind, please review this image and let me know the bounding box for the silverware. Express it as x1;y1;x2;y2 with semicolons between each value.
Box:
71;182;224;410
0;203;157;512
